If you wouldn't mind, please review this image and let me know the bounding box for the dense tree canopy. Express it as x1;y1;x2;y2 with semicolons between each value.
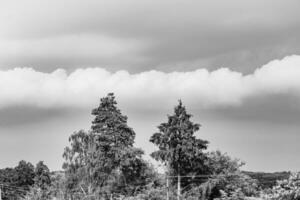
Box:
90;93;136;189
63;129;92;195
0;94;274;200
63;93;153;198
14;160;35;189
34;161;51;190
0;160;50;200
150;101;209;181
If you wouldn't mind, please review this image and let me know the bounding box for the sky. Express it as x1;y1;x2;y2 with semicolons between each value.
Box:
0;0;300;172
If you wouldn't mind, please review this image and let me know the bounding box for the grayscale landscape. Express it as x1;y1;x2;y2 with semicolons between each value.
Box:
0;1;300;199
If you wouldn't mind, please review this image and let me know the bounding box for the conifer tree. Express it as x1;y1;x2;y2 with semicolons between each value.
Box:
150;101;209;197
63;93;146;197
89;93;136;189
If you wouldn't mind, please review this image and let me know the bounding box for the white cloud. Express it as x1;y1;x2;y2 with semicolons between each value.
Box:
0;55;300;110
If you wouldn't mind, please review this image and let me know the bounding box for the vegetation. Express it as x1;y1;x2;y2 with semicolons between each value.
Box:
62;93;156;199
150;101;209;189
244;171;290;189
259;172;300;200
0;93;296;199
0;160;35;199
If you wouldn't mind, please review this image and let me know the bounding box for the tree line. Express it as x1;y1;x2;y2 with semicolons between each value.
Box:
0;161;51;199
0;93;296;199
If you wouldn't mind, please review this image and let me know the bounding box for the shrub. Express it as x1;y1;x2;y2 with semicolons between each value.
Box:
260;172;300;200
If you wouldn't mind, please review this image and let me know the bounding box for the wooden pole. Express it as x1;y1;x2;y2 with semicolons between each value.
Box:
166;176;169;200
177;175;181;200
0;186;2;200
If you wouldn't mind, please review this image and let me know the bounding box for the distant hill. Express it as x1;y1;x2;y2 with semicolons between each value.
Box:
243;171;291;189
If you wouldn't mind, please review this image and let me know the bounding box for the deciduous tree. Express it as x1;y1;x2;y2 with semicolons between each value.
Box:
15;160;35;189
34;161;51;190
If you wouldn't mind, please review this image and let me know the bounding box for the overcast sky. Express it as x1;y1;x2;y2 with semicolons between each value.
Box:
1;0;300;172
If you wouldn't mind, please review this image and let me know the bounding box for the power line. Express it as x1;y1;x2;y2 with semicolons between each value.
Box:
0;183;29;192
166;173;245;178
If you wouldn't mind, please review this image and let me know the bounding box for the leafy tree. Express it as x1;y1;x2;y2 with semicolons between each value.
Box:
261;172;300;200
122;172;172;200
205;151;245;175
34;161;51;190
24;161;52;200
244;171;290;189
49;171;66;200
0;167;18;200
116;148;160;195
150;101;209;191
63;130;92;195
14;160;35;189
0;161;35;199
183;151;259;200
24;185;48;200
63;93;148;198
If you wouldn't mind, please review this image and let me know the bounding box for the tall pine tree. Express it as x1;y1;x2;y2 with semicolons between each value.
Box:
150;101;209;197
90;93;136;189
63;93;152;197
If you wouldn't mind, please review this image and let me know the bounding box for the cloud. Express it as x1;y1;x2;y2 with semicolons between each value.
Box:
1;0;300;72
0;55;300;111
0;34;147;70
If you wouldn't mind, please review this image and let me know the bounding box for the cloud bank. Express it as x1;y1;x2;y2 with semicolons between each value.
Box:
0;55;300;111
1;0;300;72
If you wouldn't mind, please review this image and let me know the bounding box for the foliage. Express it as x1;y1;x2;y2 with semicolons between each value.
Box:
34;161;51;190
0;161;45;200
89;93;136;190
123;182;177;200
14;160;35;191
244;171;290;189
1;94;290;200
63;129;92;195
182;151;259;200
123;187;169;200
22;161;53;200
206;151;245;175
6;160;35;199
48;171;66;199
23;185;51;200
150;100;209;187
0;167;19;200
63;93;152;197
260;172;300;200
113;148;159;195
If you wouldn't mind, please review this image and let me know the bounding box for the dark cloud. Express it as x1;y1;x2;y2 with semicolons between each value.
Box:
1;0;300;73
0;106;61;127
204;93;300;125
0;106;83;127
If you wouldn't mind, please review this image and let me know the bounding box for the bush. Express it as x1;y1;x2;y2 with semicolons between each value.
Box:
260;172;300;200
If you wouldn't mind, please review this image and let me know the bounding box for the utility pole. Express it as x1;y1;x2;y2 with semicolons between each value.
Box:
166;176;169;200
177;164;181;200
177;174;181;200
0;185;2;200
